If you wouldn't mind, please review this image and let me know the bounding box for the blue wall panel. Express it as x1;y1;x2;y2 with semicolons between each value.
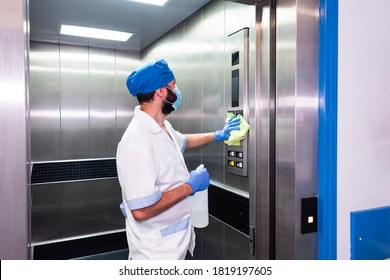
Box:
351;206;390;260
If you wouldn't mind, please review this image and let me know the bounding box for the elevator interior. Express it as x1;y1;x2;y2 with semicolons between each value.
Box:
28;0;319;260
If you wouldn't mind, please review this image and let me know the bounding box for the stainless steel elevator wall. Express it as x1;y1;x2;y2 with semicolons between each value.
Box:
30;42;139;161
29;42;140;243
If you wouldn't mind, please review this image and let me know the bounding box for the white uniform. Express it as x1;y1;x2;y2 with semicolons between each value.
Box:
116;106;195;260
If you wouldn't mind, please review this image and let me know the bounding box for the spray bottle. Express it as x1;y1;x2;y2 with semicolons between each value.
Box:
190;164;209;228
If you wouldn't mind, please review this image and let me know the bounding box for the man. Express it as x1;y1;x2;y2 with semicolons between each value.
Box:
117;59;240;260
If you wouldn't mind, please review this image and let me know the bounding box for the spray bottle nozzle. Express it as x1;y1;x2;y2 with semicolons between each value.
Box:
196;164;204;171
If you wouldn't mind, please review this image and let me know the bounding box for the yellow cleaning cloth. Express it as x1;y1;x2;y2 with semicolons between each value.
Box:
224;113;250;146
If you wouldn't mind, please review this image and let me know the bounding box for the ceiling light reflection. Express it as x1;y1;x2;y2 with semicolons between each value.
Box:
127;0;168;6
60;25;133;41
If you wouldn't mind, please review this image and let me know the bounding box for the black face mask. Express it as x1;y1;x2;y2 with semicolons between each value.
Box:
161;87;177;115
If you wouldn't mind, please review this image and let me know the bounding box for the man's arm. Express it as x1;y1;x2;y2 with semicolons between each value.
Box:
185;133;215;148
184;116;241;149
131;183;193;222
131;166;210;222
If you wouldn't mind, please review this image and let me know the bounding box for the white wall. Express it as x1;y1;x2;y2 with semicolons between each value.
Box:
338;0;390;259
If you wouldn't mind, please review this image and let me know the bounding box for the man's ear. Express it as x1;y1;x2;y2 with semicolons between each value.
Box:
155;88;165;99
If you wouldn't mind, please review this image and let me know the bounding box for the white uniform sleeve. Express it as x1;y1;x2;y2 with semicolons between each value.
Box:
172;130;187;154
119;145;161;210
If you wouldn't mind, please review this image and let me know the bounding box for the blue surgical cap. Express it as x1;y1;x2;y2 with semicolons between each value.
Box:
126;59;175;96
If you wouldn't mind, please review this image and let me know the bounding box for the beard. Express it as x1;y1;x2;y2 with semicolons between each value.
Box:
161;87;177;115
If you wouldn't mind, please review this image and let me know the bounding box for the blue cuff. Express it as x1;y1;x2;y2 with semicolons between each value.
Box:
126;191;162;210
119;202;127;218
181;138;187;153
160;216;190;237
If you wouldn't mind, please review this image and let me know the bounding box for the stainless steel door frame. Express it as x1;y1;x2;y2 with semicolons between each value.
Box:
249;0;319;260
275;0;319;259
0;0;30;259
249;0;274;260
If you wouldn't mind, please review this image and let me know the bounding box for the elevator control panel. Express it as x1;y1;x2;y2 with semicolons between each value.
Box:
226;28;249;177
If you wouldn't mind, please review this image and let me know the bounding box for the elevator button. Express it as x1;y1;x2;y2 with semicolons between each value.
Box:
236;162;243;168
228;150;235;157
236;152;243;158
228;160;235;167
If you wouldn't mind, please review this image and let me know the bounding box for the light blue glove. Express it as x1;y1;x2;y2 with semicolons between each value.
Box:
214;116;241;142
186;167;210;195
